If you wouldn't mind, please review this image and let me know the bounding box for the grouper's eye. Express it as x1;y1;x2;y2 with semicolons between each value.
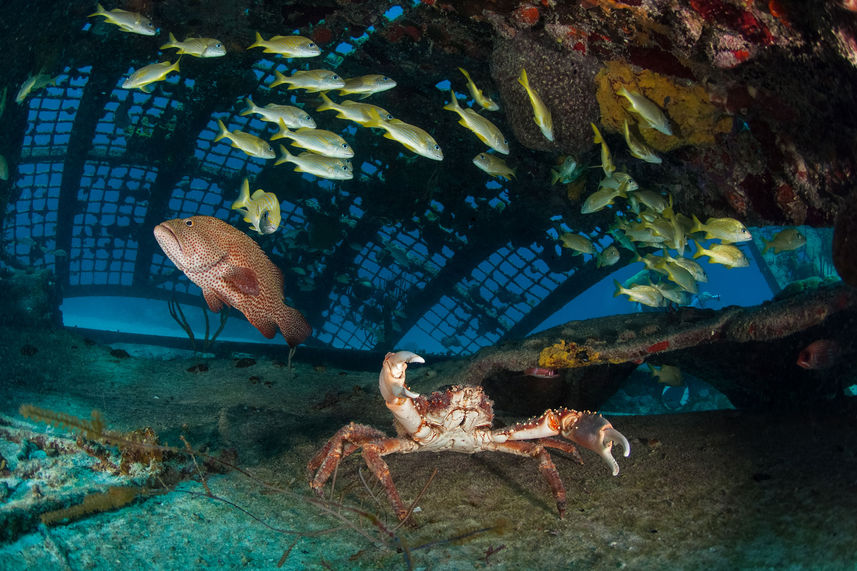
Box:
185;219;194;226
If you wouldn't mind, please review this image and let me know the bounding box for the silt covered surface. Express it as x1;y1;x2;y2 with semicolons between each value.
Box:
1;325;856;569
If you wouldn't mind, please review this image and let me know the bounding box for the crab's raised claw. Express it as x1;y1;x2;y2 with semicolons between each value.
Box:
564;413;630;476
379;351;424;404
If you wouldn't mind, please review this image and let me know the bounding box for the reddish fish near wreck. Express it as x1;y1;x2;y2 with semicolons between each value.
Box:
153;215;311;347
796;339;841;370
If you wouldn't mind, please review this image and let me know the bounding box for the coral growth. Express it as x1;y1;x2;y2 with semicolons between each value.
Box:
594;60;733;152
538;340;601;369
490;33;602;154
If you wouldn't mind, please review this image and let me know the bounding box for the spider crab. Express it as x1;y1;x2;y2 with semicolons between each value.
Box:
308;351;630;520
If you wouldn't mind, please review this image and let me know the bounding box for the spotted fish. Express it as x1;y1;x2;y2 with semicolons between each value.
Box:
153;216;311;347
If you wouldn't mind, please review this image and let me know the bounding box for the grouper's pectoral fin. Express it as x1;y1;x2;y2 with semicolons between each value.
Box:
249;317;278;339
203;289;226;312
223;266;260;296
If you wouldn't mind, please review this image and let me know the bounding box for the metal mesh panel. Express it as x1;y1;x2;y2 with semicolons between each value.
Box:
2;162;63;269
20;67;87;160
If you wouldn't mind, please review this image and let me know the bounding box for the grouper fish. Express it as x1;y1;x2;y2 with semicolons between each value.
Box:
153;216;311;348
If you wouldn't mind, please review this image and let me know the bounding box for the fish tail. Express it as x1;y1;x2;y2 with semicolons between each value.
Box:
276;305;312;348
363;108;386;129
274;144;295;166
269;70;288;88
171;56;182;73
458;67;471;82
159;32;178;50
88;2;106;17
240;96;256;116
517;68;529;90
248;31;264;50
591;122;604;144
231;179;251;210
214;119;229;142
442;89;460;112
690;214;704;234
761;237;771;255
612;279;624;297
271;119;292;141
316;92;335;111
617;86;631;101
692;240;705;259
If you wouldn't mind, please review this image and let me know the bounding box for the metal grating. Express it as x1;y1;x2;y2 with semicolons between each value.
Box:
20;67;87;160
2;162;63;268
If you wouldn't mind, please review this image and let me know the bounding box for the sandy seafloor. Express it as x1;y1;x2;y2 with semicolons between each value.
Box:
1;325;856;570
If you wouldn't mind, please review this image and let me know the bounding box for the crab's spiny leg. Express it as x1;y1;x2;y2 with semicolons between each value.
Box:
361;440;415;521
490;440;568;518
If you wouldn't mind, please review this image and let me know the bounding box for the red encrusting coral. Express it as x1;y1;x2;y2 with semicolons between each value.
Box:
512;4;540;27
311;26;333;46
689;0;774;45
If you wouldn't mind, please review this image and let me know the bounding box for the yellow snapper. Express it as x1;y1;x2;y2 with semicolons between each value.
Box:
613;279;665;308
88;3;156;36
269;69;344;92
647;363;683;386
596;245;620;268
160;33;226;58
241;96;316;128
617;86;673;136
653;282;690;306
623;119;661;164
316;92;393;125
16;73;57;104
591;123;616;176
231;179;281;235
458;67;499;111
693;240;749;268
559;232;596;255
275;145;353;180
655;257;698;294
517;68;553;141
272;122;353;158
364;109;443;161
691;215;752;243
761;228;806;254
630;189;669;214
214;119;275;159
443;89;509;154
122;59;180;92
472;152;515;180
665;253;708;283
581;178;629;214
247;33;321;58
338;75;397;98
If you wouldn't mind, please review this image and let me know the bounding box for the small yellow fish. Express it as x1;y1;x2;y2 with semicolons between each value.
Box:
596;245;620;268
122;59;180;92
472;152;515;180
591;123;615;176
269;69;344;92
653;282;690;306
338;75;397;98
443;89;509;154
629;189;669;214
551;156;584;185
665;254;708;283
275;145;354;180
316;92;393;125
518;68;553;142
617;86;672;136
272;122;353;158
88;2;156;36
623;119;661;164
761;228;806;254
613;279;665;308
692;240;749;268
247;33;321;58
160;32;226;58
654;258;698;294
691;215;752;243
364;109;443;161
231;179;281;235
241;96;316;128
16;73;57;104
559;232;595;255
214;119;275;159
458;67;499;111
647;363;683;386
581;179;628;214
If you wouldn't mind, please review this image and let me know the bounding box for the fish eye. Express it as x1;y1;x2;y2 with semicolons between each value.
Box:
185;219;193;226
215;43;222;48
309;42;317;48
342;143;348;148
304;115;310;120
332;75;340;80
434;145;440;150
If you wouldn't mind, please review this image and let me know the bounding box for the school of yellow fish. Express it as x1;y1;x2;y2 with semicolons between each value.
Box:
11;3;807;310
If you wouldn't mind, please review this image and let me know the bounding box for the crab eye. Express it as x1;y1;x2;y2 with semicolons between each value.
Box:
185;219;194;226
